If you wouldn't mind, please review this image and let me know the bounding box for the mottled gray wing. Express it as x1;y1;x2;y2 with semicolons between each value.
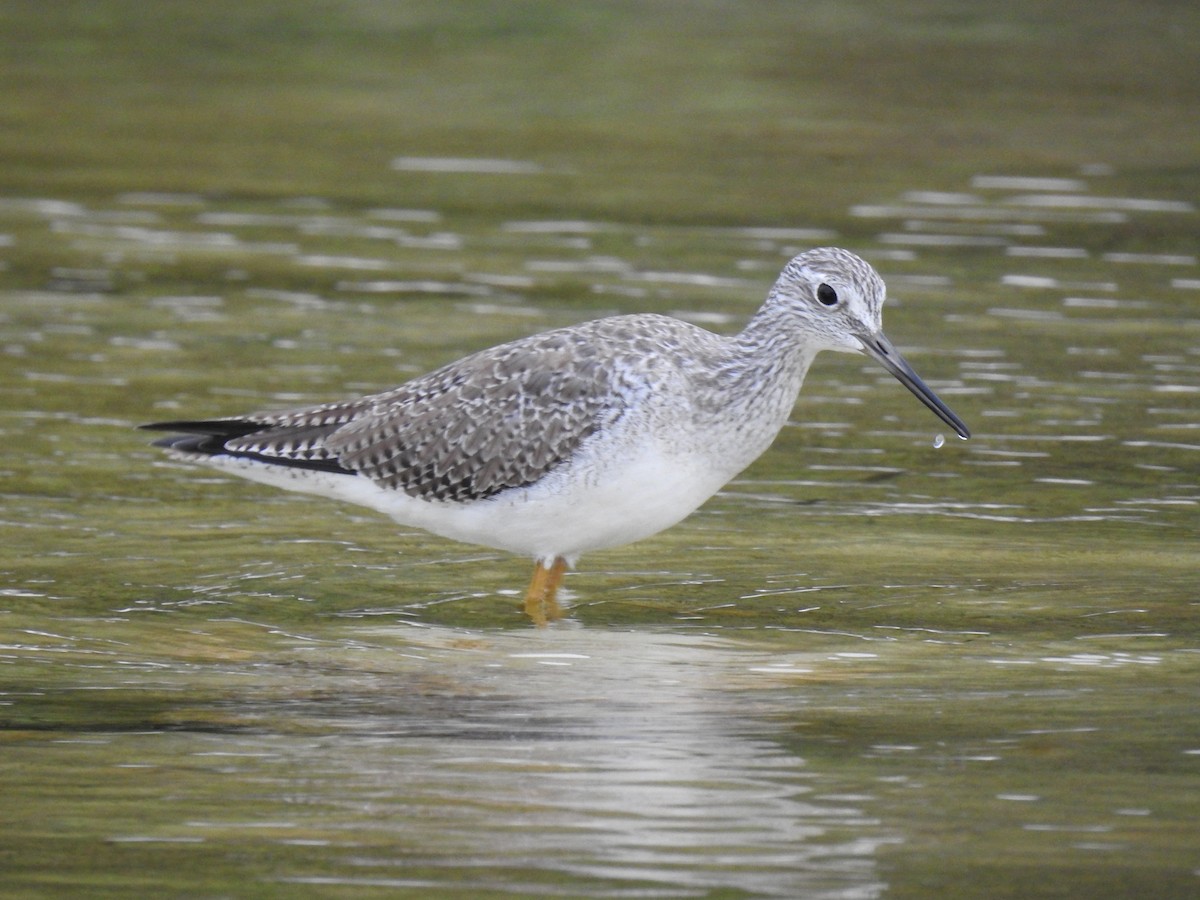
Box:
228;330;628;502
327;335;623;501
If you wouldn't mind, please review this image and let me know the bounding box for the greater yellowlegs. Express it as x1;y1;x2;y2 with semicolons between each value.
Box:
144;247;969;623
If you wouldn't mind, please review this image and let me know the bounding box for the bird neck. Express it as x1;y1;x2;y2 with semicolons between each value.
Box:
692;302;816;432
733;295;810;365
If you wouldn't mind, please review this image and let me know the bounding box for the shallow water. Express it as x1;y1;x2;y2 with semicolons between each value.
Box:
4;2;1200;896
3;165;1198;898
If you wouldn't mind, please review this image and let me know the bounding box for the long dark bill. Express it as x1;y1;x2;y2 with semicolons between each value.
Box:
860;332;970;440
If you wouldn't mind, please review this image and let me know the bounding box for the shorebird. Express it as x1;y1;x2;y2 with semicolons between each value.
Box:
144;247;969;623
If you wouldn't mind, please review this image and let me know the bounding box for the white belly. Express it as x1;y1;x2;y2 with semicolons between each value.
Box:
194;437;732;565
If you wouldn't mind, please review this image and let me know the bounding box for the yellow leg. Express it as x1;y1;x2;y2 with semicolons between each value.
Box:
523;556;568;625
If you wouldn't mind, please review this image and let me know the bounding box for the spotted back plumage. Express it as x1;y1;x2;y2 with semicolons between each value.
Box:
167;321;654;503
319;333;621;501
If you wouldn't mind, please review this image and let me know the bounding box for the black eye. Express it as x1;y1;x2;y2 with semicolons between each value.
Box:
816;283;838;307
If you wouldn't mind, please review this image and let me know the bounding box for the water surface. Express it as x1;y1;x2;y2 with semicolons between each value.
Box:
2;3;1199;898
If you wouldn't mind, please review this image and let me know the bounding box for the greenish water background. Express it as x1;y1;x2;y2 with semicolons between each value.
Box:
1;2;1198;897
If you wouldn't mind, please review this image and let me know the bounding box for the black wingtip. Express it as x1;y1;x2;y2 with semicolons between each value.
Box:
141;418;354;475
140;419;263;456
140;419;256;436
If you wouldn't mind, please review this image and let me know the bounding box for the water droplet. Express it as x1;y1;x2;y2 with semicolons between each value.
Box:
933;433;945;449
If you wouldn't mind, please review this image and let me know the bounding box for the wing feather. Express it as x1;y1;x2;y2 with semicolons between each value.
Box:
324;334;622;501
144;316;689;502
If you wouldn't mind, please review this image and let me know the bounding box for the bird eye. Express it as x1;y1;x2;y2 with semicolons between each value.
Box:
816;283;839;307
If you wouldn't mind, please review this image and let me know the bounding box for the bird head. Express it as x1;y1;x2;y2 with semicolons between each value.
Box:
771;248;970;439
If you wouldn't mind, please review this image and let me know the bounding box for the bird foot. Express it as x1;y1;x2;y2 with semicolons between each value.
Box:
523;557;568;626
